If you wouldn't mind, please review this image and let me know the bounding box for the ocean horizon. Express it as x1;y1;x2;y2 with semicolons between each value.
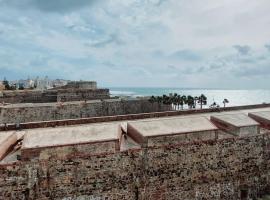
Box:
108;87;270;107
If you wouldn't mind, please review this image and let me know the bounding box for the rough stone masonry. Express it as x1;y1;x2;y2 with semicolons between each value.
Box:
1;107;270;199
0;133;270;199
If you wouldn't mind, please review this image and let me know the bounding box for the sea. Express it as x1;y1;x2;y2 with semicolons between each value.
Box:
109;87;270;107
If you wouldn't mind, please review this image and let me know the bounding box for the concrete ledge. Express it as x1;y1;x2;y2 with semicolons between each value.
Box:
0;132;18;161
249;111;270;130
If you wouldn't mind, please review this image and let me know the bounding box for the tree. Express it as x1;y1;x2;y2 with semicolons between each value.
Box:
157;96;163;105
210;102;220;108
198;94;207;109
223;98;229;108
194;96;198;109
187;95;195;109
180;95;187;110
172;93;178;110
148;96;156;104
2;77;10;90
18;84;25;90
176;94;181;110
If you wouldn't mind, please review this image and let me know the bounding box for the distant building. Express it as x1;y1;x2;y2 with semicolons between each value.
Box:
34;76;53;90
52;79;69;88
0;81;4;91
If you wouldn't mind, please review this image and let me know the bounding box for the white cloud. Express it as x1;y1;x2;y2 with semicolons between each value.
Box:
0;0;270;88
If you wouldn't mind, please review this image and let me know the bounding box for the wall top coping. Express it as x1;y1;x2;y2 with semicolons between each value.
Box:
0;131;15;145
128;116;218;138
249;111;270;122
21;123;120;149
211;113;259;128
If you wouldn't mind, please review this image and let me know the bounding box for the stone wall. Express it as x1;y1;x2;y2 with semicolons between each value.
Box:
146;130;217;147
56;89;109;102
238;126;260;137
0;99;171;124
57;81;97;90
0;90;57;104
0;88;110;104
1;133;270;199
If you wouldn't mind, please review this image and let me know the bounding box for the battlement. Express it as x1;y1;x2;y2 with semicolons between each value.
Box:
1;106;270;199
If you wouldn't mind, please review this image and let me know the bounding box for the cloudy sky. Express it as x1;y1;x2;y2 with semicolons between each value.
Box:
0;0;270;88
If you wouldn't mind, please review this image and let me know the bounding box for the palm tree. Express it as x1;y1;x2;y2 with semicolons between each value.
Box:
223;98;229;107
162;94;169;105
148;96;156;108
198;94;207;109
194;96;198;109
176;94;181;110
172;93;178;110
180;95;187;110
187;95;195;109
210;102;220;108
157;96;163;105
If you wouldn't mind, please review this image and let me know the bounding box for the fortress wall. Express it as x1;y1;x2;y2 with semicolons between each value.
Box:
58;81;97;90
1;133;270;199
238;126;260;137
0;88;110;104
147;130;217;147
0;100;171;124
0;90;57;104
21;140;119;161
56;89;110;102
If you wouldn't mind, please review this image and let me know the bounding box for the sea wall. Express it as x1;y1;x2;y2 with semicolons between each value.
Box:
0;88;110;104
0;133;270;199
0;99;171;124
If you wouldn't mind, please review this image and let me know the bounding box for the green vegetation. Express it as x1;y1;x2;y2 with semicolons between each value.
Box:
148;93;208;110
223;98;229;107
2;78;16;90
2;77;11;90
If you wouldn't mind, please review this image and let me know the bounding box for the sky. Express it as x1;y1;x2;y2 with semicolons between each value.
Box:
0;0;270;88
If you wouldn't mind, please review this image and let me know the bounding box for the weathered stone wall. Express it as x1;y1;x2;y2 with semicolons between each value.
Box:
1;133;270;199
0;88;110;104
147;130;217;147
57;81;97;90
21;140;119;161
0;90;57;104
56;89;110;102
238;126;260;137
0;99;171;124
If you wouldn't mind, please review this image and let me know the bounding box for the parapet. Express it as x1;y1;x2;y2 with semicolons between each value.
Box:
249;111;270;130
127;116;218;147
21;123;121;161
0;131;18;160
210;113;260;137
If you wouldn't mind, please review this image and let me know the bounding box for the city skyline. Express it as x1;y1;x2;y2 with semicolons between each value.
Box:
0;0;270;88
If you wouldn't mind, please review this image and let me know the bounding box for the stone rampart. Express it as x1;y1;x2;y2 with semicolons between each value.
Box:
0;133;270;199
57;81;97;90
0;88;110;104
0;99;171;124
1;103;269;132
